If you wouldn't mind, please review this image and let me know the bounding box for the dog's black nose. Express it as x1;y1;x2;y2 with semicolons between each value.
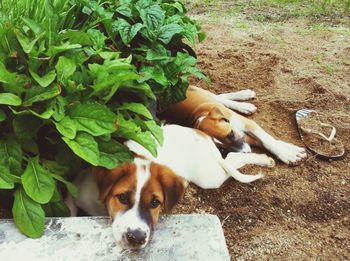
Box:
126;228;147;245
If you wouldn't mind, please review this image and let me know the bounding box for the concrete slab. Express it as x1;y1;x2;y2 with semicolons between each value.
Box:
0;214;230;261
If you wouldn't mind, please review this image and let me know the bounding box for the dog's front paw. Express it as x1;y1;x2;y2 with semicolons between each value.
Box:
266;157;276;168
236;102;257;115
255;154;275;167
234;89;256;100
271;141;307;165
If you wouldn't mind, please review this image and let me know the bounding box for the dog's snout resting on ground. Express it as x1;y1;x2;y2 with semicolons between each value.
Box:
161;85;307;165
69;125;274;249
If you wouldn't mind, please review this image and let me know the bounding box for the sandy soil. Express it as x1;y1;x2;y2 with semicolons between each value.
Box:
171;14;350;260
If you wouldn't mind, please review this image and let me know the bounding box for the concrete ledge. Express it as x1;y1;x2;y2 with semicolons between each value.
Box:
0;214;230;261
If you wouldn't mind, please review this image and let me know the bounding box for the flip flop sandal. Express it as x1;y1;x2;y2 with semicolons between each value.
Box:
296;109;345;160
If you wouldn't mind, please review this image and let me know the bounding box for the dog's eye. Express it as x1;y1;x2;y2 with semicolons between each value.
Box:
150;199;161;208
222;118;230;123
117;193;129;205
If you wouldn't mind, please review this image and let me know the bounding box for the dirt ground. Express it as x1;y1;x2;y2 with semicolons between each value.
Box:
171;10;350;260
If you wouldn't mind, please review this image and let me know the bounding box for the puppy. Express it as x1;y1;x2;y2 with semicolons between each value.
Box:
68;158;186;250
161;85;307;165
68;125;275;249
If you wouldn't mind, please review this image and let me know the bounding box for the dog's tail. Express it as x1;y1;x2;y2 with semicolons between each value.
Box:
220;160;264;183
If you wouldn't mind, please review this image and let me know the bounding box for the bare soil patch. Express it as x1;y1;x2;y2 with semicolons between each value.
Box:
172;16;350;260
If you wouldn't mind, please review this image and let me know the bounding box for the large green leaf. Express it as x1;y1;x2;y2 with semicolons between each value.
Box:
87;29;107;50
140;5;165;32
55;56;76;81
97;138;133;169
22;157;56;204
182;23;198;45
0;93;22;106
12;187;45;239
62;133;100;166
135;0;153;12
22;17;44;36
113;19;143;45
67;103;117;136
23;84;61;106
15;30;44;54
174;52;197;70
146;44;172;62
63;30;93;46
143;120;164;145
115;114;157;156
54;116;77;140
0;165;15;189
0;62;18;85
118;103;153;119
46;43;81;57
161;2;184;13
119;81;156;100
91;70;140;102
140;65;168;86
116;5;133;18
158;24;183;44
52;96;67;122
0;138;23;175
29;69;56;88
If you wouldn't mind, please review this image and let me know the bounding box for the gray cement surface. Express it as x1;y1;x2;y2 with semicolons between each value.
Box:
0;214;230;261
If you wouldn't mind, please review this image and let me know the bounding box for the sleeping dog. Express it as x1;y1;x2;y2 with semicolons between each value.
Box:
161;85;307;165
68;125;275;249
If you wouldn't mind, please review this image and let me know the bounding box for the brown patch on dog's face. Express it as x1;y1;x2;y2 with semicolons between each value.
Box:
93;164;137;217
140;163;186;225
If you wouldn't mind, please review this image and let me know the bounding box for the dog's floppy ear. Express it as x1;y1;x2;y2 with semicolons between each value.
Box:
92;165;128;201
157;165;186;213
208;107;225;119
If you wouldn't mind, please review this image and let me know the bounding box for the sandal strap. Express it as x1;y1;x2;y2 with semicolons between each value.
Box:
301;123;336;142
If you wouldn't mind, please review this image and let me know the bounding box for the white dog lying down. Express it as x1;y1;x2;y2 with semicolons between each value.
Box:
69;125;275;250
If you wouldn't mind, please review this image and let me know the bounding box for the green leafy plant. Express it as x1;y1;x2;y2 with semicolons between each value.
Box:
0;0;206;238
77;0;209;108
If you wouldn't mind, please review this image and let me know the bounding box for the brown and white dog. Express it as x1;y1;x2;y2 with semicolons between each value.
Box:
161;85;307;165
68;125;275;250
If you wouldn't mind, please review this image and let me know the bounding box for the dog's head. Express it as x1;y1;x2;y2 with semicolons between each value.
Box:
93;159;186;249
195;107;246;151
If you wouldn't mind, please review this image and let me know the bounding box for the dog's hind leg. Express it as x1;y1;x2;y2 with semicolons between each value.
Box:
225;152;275;169
216;99;257;115
218;154;267;183
217;89;256;101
